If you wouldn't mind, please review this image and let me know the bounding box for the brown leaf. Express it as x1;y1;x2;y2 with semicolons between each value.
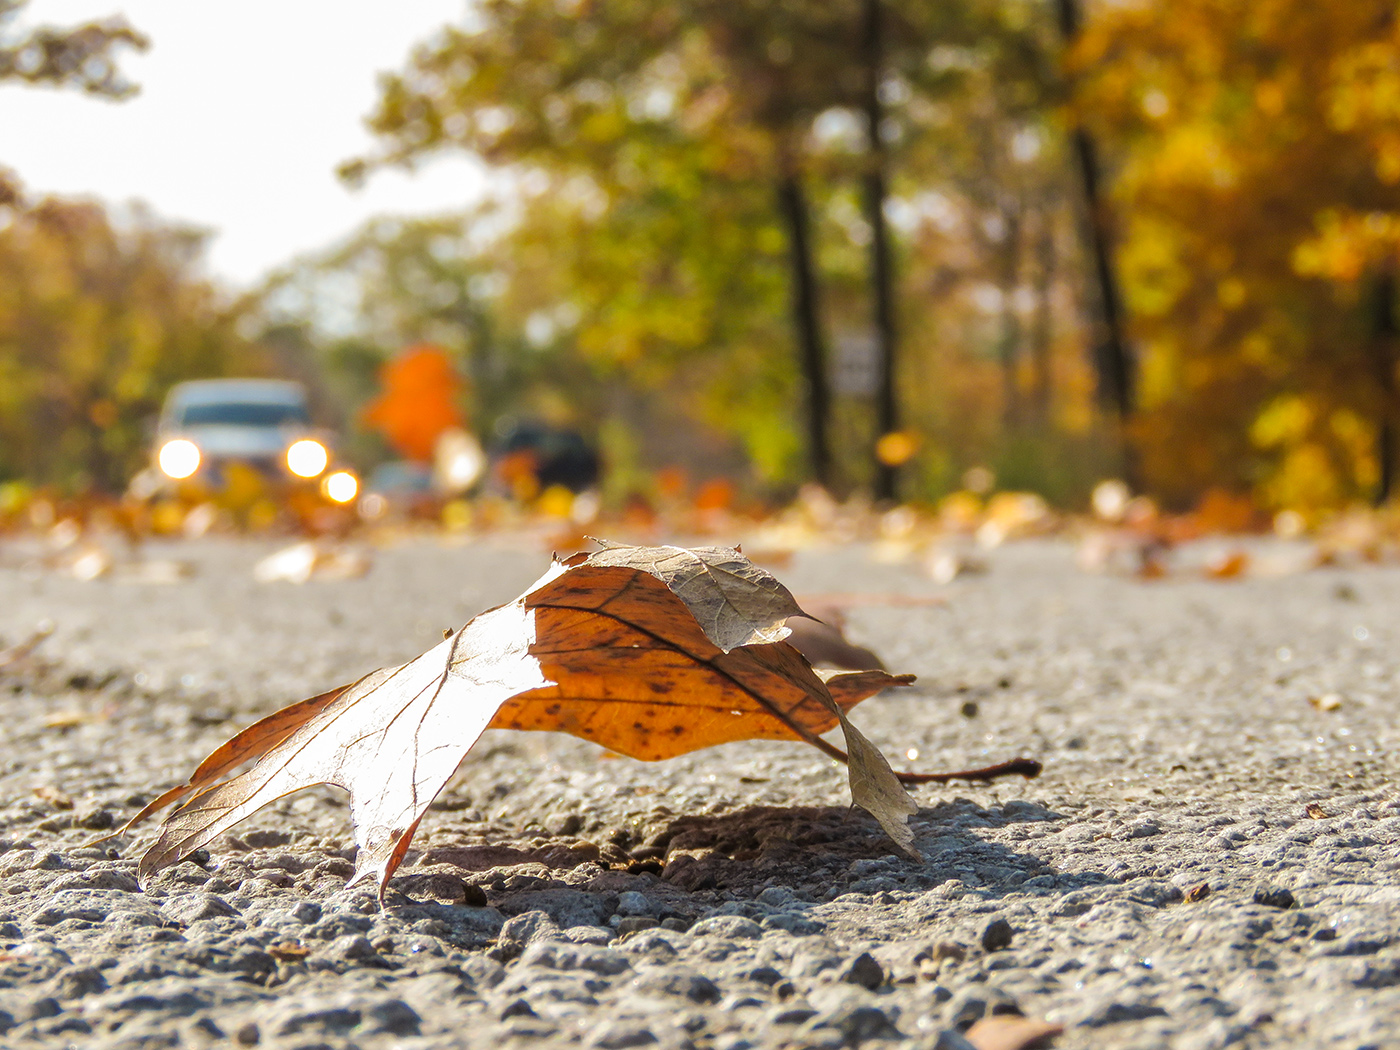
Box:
34;786;74;809
817;668;916;709
1184;881;1211;903
137;605;550;891
1305;802;1328;819
268;941;311;962
1204;550;1249;579
130;545;1037;895
494;565;922;855
586;541;805;652
42;712;91;730
492;566;913;757
965;1016;1063;1050
102;679;367;842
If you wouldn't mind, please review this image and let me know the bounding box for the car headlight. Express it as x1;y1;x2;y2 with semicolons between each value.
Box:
323;470;359;504
286;439;329;478
158;439;201;479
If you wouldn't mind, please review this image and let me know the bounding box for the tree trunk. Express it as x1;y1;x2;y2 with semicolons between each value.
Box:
1055;0;1137;479
862;0;900;502
1028;210;1056;427
461;303;496;433
996;207;1024;431
1370;268;1398;505
774;170;833;488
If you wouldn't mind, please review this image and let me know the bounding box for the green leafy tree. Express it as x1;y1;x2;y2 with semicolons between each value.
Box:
257;209;617;470
347;0;1051;492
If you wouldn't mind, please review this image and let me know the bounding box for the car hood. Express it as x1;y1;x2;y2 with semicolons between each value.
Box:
168;425;307;459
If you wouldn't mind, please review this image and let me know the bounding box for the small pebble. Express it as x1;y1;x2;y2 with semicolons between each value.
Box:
981;919;1014;952
1254;886;1296;910
839;952;883;990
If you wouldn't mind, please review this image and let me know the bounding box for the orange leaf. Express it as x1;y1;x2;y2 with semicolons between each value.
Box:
128;544;1040;897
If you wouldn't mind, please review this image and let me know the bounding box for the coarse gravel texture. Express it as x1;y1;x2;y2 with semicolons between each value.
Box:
0;533;1396;1050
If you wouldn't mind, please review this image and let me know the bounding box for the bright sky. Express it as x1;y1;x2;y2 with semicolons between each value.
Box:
0;1;489;286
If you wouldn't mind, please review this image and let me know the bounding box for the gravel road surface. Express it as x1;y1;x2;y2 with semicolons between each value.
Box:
0;534;1396;1050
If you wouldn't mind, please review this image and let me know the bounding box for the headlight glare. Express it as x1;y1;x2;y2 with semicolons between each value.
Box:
323;471;359;504
158;439;201;479
287;439;329;478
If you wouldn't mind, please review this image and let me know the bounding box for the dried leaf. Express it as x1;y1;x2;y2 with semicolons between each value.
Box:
253;542;371;584
965;1016;1063;1050
492;564;923;855
34;786;74;809
1304;801;1328;819
42;712;91;730
586;540;804;652
1184;882;1211;903
137;607;549;890
1204;550;1249;579
0;623;54;671
817;668;916;709
268;941;311;962
130;544;1039;895
105;680;365;840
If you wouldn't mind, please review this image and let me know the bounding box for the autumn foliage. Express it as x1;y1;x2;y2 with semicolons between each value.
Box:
1076;0;1400;511
360;344;465;462
10;0;1400;517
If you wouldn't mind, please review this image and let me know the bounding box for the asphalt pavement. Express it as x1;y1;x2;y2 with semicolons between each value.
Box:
0;533;1395;1049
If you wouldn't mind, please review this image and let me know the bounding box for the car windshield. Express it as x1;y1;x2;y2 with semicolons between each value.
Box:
177;402;309;427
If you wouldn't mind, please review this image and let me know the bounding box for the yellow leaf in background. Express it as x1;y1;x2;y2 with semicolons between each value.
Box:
875;431;920;467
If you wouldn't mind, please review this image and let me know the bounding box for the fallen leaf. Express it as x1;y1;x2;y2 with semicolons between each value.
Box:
253;541;371;584
965;1016;1063;1050
586;540;804;652
115;559;194;585
69;546;112;581
1204;550;1249;579
0;623;53;671
1184;882;1211;903
42;712;91;730
1304;802;1328;819
252;541;318;584
34;786;74;809
268;941;311;962
927;549;987;585
128;544;1040;896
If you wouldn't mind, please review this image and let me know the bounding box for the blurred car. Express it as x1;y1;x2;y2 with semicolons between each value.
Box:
131;379;359;505
490;420;600;496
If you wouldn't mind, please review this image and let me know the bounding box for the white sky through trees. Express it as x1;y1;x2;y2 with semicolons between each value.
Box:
0;0;487;286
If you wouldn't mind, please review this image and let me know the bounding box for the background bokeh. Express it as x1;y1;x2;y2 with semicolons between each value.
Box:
4;0;1399;526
